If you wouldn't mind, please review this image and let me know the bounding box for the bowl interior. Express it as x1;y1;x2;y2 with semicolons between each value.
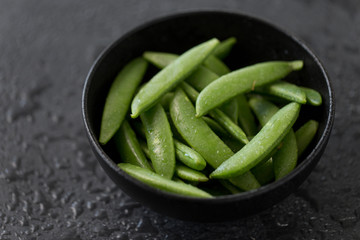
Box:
83;11;334;221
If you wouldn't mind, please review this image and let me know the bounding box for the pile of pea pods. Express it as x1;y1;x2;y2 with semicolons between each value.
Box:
99;38;321;198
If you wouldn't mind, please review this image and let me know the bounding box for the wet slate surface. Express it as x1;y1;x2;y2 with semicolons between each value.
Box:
0;1;359;239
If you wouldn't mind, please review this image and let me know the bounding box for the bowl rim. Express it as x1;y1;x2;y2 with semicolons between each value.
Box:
82;10;335;204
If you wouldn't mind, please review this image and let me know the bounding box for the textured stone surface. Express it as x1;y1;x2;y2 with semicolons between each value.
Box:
0;0;359;239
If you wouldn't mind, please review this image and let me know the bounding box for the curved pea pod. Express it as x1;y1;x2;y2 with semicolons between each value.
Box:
118;163;212;198
210;102;300;179
131;38;219;118
212;37;237;60
203;55;231;76
301;87;322;106
114;121;152;170
196;60;304;117
140;104;175;179
181;82;248;145
175;164;209;182
202;116;229;137
251;158;274;185
99;57;148;144
143;52;177;69
249;97;298;179
255;81;307;104
174;139;207;171
295;120;319;156
170;88;260;190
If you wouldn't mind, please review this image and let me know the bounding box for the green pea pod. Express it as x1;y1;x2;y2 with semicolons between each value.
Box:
196;60;304;117
139;139;150;158
219;180;242;194
251;158;274;185
295;120;319;156
118;163;212;198
249;97;298;180
237;94;258;136
203;55;231;76
131;38;219;118
143;51;238;123
114;121;152;170
170;88;260;190
210;102;300;179
159;92;174;111
175;164;209;182
301;87;322;106
140;104;175;179
181;82;248;144
99;57;148;144
255;81;307;104
212;37;237;60
174;139;207;171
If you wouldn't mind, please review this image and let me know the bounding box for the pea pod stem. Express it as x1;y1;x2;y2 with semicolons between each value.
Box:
131;38;219;118
140;104;175;179
99;57;148;144
118;163;212;198
210;102;300;179
196;60;304;117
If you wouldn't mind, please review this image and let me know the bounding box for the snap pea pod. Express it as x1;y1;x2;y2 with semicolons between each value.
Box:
295;120;319;156
251;158;274;185
196;60;304;117
300;87;322;106
114;121;152;170
99;57;148;144
212;37;237;60
249;97;298;180
175;164;209;182
140;104;175;179
159;92;174;111
181;82;249;144
131;38;219;118
118;163;212;198
143;51;239;123
203;55;231;76
210;102;300;179
237;94;258;136
170;88;260;190
255;81;307;104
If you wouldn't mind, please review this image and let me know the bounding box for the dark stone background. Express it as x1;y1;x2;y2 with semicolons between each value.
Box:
0;1;359;239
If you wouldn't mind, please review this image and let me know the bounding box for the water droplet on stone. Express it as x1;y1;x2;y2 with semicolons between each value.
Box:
70;201;83;219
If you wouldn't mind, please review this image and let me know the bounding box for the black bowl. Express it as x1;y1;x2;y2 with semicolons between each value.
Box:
82;11;334;222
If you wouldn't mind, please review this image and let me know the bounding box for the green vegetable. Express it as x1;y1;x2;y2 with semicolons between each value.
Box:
203;55;231;76
99;57;148;144
301;87;322;106
251;158;274;185
140;104;175;179
131;38;219;118
210;102;300;179
212;37;237;60
175;164;209;182
237;94;258;136
295;120;319;156
196;60;304;116
174;139;207;171
118;163;212;198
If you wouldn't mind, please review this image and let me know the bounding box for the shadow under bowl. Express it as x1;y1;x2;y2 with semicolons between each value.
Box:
82;11;335;222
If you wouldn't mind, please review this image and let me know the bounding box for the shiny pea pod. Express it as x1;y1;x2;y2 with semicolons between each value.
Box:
202;116;229;137
175;164;209;182
212;37;237;60
196;60;304;117
210;102;300;179
143;51;238;123
236;94;258;136
114;121;152;170
181;82;248;144
131;38;219;118
249;97;298;180
255;81;307;104
118;163;212;198
301;87;322;106
99;57;148;144
140;104;175;179
174;139;207;171
295;120;319;156
170;88;260;190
